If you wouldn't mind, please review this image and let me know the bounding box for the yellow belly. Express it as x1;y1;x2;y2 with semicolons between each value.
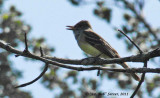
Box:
78;42;109;58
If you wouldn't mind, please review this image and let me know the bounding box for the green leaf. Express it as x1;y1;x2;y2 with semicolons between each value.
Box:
15;20;22;26
2;14;9;20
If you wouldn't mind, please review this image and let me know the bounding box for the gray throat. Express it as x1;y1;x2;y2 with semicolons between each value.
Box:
75;33;80;40
73;30;82;40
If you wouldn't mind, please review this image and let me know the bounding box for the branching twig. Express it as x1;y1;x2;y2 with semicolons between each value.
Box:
118;29;143;54
15;34;49;88
15;46;49;88
15;32;30;57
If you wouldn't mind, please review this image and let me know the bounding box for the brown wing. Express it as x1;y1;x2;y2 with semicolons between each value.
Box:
84;30;119;58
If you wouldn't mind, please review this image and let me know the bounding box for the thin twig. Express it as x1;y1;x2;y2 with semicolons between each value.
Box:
24;32;28;52
118;29;144;97
15;46;47;88
15;63;49;88
14;32;29;57
131;61;147;98
95;54;103;76
40;47;44;57
97;69;100;76
118;29;143;54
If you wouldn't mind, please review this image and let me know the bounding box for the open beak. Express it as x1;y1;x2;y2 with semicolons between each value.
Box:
66;26;74;30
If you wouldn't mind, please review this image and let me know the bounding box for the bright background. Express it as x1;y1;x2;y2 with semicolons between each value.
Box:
4;0;160;98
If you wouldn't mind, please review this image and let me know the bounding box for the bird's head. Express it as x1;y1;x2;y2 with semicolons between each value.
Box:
66;20;92;31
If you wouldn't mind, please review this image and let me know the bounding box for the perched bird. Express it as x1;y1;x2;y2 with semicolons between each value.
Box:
66;20;140;81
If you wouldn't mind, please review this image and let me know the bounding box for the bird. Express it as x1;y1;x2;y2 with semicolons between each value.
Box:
66;20;140;81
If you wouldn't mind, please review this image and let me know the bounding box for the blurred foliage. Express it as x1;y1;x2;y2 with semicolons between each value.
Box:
1;0;160;98
94;1;112;23
0;0;54;97
0;2;32;98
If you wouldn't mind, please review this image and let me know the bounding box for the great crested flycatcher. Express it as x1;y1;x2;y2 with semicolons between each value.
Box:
66;20;140;81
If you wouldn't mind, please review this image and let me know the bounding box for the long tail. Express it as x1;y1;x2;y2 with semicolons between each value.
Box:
120;62;140;81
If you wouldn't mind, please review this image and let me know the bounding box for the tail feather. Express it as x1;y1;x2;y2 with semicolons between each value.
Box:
120;62;140;81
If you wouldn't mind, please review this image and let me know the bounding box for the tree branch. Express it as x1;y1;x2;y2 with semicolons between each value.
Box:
0;40;160;73
44;47;160;65
0;40;160;66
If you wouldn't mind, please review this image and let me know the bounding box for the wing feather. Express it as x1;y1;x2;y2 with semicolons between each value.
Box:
84;30;119;58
